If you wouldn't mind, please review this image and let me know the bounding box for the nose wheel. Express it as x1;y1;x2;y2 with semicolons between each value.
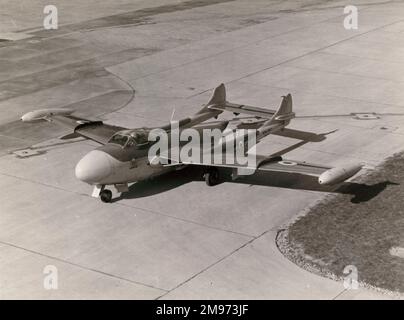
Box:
100;189;113;203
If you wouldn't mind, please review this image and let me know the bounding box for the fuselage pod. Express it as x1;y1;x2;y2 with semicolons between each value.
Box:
318;163;363;185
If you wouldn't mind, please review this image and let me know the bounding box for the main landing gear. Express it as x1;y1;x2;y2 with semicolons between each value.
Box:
204;167;221;186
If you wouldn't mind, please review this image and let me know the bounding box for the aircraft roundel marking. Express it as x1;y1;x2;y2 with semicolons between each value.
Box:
278;160;297;166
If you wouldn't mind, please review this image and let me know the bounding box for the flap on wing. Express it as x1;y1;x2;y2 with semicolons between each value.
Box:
272;128;326;142
51;115;125;144
74;122;126;144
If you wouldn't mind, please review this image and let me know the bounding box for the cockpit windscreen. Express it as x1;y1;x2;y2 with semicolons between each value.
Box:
109;129;150;148
109;134;128;147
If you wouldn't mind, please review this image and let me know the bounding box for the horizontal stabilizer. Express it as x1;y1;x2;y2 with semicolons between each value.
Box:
208;102;276;118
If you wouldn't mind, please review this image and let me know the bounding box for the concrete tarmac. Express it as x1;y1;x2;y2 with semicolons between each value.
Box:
1;0;404;299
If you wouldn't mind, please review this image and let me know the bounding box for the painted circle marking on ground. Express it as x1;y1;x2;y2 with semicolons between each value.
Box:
278;160;297;166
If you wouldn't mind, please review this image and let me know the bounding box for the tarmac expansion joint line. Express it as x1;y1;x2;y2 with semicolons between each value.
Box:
0;170;256;239
0;239;169;293
118;4;361;86
156;229;272;300
189;14;404;100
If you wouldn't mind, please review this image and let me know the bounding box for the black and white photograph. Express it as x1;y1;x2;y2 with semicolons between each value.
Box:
0;0;403;303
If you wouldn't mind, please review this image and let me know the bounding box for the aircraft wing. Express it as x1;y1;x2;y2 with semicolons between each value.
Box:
161;150;329;175
158;145;362;185
21;109;126;144
256;156;330;175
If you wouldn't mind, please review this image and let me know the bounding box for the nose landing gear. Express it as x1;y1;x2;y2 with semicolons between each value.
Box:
92;185;113;203
92;183;129;203
100;189;113;203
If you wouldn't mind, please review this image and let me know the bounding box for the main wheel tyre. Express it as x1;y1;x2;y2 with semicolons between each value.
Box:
204;168;220;186
100;189;113;203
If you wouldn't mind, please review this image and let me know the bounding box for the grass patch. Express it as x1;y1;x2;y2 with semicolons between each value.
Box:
278;152;404;294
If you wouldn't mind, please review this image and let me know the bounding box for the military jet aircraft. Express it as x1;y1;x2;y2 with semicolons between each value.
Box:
21;84;363;203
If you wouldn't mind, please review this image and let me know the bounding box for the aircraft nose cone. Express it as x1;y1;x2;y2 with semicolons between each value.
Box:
75;150;113;184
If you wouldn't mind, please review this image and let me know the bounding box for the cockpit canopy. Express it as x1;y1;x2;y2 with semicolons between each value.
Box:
108;128;150;148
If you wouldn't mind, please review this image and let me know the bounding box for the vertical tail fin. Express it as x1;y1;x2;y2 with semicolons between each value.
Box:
197;83;226;114
257;94;294;138
265;93;294;125
274;94;293;119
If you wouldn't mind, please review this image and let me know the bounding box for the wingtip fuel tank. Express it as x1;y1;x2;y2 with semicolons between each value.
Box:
21;108;74;122
318;163;363;185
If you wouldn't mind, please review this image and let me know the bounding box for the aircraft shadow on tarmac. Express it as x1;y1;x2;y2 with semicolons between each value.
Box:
115;166;399;204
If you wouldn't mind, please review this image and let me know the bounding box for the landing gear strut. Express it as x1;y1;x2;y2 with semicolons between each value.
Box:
100;189;113;203
204;167;220;186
